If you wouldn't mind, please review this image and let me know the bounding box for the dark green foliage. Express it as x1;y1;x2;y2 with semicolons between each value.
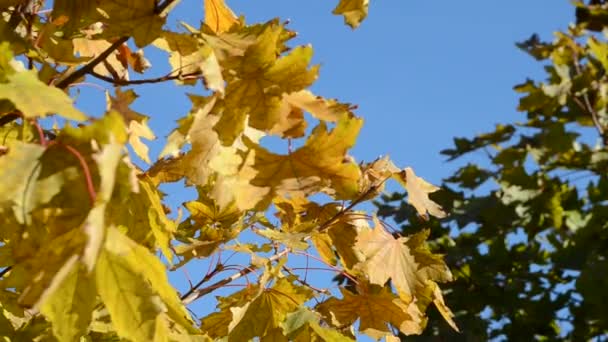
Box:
378;1;608;340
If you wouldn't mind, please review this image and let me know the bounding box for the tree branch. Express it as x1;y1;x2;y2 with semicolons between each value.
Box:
180;180;387;305
55;0;179;89
0;112;21;127
55;37;129;89
89;70;201;86
182;248;291;305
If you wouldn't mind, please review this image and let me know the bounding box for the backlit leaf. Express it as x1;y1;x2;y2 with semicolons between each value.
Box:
0;70;85;121
316;285;423;338
204;0;238;33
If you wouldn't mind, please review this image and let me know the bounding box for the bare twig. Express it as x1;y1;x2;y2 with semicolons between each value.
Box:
0;112;22;127
283;266;329;294
89;70;201;86
182;248;291;305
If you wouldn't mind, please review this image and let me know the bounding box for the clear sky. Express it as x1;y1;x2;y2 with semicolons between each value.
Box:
72;0;574;338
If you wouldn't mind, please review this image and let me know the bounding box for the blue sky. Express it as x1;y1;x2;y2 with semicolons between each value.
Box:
70;0;574;338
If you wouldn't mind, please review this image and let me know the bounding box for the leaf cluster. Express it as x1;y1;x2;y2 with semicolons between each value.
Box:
0;0;456;341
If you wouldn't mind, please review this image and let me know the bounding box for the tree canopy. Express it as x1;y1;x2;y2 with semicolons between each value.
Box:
0;0;458;341
378;0;608;340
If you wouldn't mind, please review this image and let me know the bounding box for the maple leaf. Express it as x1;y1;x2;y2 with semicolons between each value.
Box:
394;167;446;218
282;307;355;341
316;285;423;339
154;32;224;91
0;70;85;121
270;90;352;138
73;38;130;80
214;27;319;144
94;1;166;48
106;88;155;163
200;285;259;338
333;0;370;29
96;227;196;340
39;263;96;342
218;114;363;211
227;278;313;341
354;217;451;302
204;0;238;33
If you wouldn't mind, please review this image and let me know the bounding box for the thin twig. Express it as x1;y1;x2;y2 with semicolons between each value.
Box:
180;262;225;302
0;112;22;127
89;70;201;86
55;0;179;89
283;266;329;295
182;248;291;305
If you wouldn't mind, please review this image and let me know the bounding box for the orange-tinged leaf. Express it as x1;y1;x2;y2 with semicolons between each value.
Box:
204;0;238;33
222;114;363;211
316;285;423;338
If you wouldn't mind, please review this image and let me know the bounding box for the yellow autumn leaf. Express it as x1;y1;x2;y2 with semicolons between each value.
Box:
204;0;238;33
0;70;86;121
153;32;224;91
228;278;313;341
333;0;370;29
354;217;451;302
81;142;123;272
106;88;156;164
316;285;423;339
214;29;319;144
282;307;354;342
96;248;168;342
40;262;96;342
394;167;446;218
220;114;362;211
73;38;129;80
102;227;196;333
